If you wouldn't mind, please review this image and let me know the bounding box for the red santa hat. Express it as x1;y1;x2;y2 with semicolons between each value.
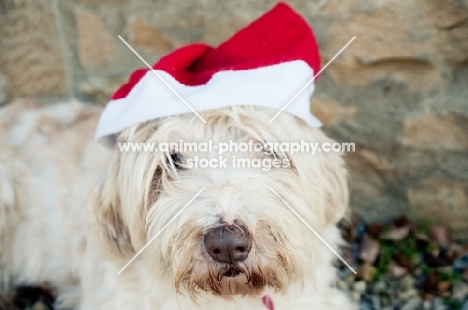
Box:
95;2;322;144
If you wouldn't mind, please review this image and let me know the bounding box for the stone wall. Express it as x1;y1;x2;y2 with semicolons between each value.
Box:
1;0;467;238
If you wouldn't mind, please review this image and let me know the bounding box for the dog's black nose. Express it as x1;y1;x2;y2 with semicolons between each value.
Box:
204;225;252;264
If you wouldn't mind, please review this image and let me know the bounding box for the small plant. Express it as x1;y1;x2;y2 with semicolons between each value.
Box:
439;269;464;282
417;219;434;235
443;298;461;309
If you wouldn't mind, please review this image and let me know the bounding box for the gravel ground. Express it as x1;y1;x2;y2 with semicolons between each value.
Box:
2;217;467;310
337;217;468;310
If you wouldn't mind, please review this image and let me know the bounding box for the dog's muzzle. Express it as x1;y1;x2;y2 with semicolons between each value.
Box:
204;224;252;264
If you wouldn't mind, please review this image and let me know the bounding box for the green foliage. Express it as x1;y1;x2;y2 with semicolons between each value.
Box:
417;219;434;235
370;219;466;305
439;269;464;282
443;298;462;309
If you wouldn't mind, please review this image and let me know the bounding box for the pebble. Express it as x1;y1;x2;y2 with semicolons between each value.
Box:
399;288;418;301
360;300;372;310
352;281;366;294
380;296;390;307
359;236;380;264
429;225;451;249
453;281;468;301
32;301;48;310
454;253;468;270
356;224;366;235
351;242;360;263
351;290;361;302
422;299;432;310
400;296;422;310
383;226;409;240
344;273;356;286
372;281;387;294
356;264;376;282
338;266;354;280
370;295;380;309
413;267;423;278
432;298;446;310
437;280;450;296
399;275;415;290
388;261;407;278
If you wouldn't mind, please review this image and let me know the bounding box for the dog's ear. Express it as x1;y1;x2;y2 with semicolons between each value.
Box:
88;144;163;261
88;155;135;260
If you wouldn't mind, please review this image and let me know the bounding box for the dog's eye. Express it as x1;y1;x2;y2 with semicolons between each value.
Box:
167;153;185;169
171;153;183;163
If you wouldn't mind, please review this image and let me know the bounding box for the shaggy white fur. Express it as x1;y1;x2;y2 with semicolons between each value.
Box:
0;100;357;309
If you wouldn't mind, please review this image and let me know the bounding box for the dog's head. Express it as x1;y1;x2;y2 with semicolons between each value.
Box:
89;106;348;298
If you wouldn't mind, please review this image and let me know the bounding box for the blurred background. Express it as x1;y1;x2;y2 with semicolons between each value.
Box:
1;1;468;309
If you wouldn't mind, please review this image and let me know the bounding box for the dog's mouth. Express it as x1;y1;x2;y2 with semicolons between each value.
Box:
222;266;242;278
179;260;276;297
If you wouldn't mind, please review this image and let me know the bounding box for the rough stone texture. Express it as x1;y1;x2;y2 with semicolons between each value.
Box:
316;0;468;90
401;114;468;150
126;17;174;54
79;77;125;105
0;73;9;106
1;0;468;237
75;9;115;69
310;99;356;126
409;179;468;239
0;0;68;97
310;0;468;238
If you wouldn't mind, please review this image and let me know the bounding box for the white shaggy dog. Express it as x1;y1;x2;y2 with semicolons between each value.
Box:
0;100;356;309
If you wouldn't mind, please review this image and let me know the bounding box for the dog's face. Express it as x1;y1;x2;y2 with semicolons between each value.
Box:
89;106;348;298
